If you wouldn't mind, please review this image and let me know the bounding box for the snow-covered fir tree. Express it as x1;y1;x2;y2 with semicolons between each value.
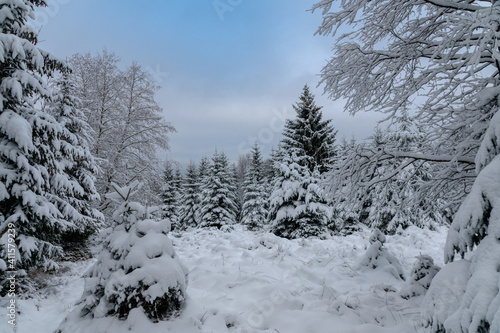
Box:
230;162;243;223
329;137;362;234
364;125;417;234
357;229;405;281
55;182;188;332
177;161;198;229
195;156;210;222
46;70;103;256
368;112;441;233
269;152;332;239
281;85;336;174
400;255;440;300
335;114;443;235
199;151;238;229
0;0;99;278
160;161;181;230
241;144;268;230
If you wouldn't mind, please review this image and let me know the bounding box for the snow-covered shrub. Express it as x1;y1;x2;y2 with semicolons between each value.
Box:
421;260;470;332
357;229;405;280
56;182;188;332
400;255;440;299
332;207;362;236
423;110;500;332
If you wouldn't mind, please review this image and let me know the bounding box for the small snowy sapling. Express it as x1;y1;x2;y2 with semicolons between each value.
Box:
400;255;440;299
357;229;405;280
55;182;188;332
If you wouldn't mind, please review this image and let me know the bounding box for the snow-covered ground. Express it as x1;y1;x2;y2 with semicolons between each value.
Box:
1;225;447;333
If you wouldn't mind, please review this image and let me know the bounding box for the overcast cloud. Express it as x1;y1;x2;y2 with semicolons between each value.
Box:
36;0;381;166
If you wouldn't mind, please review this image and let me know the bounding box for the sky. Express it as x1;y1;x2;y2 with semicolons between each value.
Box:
35;0;381;166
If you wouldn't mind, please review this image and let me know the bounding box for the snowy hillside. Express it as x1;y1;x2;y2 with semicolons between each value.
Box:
1;225;447;333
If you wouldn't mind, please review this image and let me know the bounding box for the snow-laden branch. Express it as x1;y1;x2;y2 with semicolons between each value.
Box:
421;0;482;12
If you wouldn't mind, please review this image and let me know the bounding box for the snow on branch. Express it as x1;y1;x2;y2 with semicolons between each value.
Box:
421;0;482;12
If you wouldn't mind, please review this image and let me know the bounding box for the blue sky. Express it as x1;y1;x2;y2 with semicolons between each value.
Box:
35;0;380;166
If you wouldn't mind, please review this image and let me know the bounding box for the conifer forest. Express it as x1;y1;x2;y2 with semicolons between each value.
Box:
1;1;500;332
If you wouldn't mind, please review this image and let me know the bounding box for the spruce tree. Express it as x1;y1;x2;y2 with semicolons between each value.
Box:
0;0;89;276
241;144;268;230
281;85;337;174
47;70;103;256
195;156;210;222
177;161;198;229
360;113;441;234
160;161;180;230
199;151;238;229
55;182;188;332
268;152;331;239
330;137;361;234
230;162;243;223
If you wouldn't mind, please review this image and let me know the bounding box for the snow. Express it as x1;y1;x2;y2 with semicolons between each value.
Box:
476;108;500;172
0;110;33;152
420;260;470;332
2;224;448;333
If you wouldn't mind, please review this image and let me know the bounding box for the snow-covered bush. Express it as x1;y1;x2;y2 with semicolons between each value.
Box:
421;260;470;332
357;229;405;280
422;110;500;332
400;255;440;299
332;207;361;236
55;182;188;332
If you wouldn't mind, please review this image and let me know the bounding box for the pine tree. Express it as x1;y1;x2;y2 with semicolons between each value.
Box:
177;161;198;229
0;0;87;276
268;152;331;239
281;85;337;174
55;182;188;332
46;70;103;257
241;144;268;230
199;151;238;229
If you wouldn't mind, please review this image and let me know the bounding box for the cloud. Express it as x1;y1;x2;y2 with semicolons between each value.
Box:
36;0;381;167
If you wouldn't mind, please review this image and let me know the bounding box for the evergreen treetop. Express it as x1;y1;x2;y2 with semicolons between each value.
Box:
281;85;337;173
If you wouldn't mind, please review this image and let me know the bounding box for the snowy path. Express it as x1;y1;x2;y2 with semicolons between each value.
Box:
1;226;446;333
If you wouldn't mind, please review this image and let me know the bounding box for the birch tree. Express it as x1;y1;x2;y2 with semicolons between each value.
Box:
69;53;174;217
